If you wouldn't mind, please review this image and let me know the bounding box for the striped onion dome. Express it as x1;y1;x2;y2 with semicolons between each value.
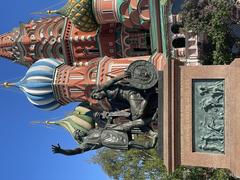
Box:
16;58;63;111
46;106;95;144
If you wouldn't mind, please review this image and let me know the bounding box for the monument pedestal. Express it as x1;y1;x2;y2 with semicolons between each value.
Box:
157;59;183;172
161;58;240;178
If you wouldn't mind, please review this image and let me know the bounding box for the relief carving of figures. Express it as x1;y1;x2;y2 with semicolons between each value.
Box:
194;80;225;153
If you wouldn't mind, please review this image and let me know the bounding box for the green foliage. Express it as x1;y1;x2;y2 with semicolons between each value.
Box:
212;169;234;180
92;147;237;180
168;166;209;180
168;167;235;180
92;148;167;180
181;0;236;65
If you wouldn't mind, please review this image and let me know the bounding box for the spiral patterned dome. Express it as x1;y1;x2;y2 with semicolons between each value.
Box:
48;0;98;32
16;58;63;111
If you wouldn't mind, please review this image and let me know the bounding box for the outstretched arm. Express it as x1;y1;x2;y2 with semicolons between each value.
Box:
51;144;97;156
52;144;84;156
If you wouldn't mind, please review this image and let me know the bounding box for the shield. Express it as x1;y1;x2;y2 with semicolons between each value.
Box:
127;60;158;90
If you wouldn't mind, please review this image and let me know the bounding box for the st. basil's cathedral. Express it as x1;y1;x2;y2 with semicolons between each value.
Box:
2;0;234;175
0;0;192;111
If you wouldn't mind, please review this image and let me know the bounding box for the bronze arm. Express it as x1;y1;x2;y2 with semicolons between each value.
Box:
51;144;98;156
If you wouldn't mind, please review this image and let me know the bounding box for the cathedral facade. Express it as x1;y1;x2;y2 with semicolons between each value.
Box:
0;0;170;110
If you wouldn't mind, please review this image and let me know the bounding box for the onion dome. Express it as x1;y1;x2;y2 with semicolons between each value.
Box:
44;106;95;144
5;58;63;111
47;0;98;32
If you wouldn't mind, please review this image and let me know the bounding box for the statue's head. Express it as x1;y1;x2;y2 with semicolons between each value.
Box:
91;89;107;100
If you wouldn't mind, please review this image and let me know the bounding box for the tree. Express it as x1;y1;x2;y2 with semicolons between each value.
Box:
92;147;236;180
181;0;237;65
92;148;167;180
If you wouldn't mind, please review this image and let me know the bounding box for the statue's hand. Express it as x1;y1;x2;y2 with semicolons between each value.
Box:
51;144;63;154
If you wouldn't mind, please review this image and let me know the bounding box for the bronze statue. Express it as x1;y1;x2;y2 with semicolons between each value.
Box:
52;118;157;156
47;106;157;156
34;61;159;155
91;72;158;121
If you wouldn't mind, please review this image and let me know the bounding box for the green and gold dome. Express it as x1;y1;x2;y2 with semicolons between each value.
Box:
48;0;98;32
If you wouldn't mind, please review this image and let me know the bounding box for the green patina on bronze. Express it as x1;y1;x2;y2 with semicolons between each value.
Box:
192;79;225;154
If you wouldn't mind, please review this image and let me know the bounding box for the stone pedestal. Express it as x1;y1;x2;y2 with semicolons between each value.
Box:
162;58;240;178
161;59;183;172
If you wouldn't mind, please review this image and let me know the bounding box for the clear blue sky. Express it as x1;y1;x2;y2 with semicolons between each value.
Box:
0;1;110;180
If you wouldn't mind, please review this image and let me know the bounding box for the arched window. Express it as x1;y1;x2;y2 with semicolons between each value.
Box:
172;38;185;48
87;48;99;55
171;24;184;34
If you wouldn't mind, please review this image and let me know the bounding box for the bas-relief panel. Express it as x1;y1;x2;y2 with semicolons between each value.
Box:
192;79;225;154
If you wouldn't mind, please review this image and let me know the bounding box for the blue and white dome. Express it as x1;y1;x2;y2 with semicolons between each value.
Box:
16;58;63;111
